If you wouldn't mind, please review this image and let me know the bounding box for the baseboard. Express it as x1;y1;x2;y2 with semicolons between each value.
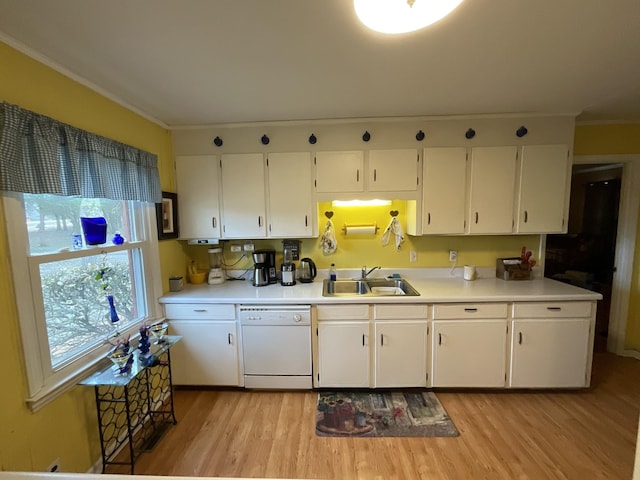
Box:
621;349;640;361
87;458;102;474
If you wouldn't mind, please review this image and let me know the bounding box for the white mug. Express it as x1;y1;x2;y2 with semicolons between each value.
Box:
463;265;477;281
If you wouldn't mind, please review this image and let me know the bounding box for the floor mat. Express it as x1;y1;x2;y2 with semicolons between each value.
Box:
316;390;459;437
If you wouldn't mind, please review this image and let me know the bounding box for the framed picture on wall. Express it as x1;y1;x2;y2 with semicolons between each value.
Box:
155;191;179;240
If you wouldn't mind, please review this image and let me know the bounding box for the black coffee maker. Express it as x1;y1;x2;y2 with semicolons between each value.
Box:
254;249;277;284
251;251;269;287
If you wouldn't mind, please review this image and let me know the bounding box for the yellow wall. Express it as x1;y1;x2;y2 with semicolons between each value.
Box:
574;124;640;155
574;124;640;351
0;42;176;472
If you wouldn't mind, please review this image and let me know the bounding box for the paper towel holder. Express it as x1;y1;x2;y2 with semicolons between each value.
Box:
342;223;379;235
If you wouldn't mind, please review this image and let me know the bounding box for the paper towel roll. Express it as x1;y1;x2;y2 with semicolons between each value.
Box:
344;225;376;235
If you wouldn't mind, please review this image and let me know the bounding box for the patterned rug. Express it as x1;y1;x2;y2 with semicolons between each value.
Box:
316;391;459;437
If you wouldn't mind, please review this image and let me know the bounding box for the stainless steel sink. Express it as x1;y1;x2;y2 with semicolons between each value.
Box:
322;278;420;297
323;279;369;295
366;278;420;296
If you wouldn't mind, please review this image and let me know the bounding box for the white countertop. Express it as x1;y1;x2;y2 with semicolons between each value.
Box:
158;269;602;305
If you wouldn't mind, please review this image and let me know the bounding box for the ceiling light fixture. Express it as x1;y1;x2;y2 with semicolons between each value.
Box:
332;199;392;207
354;0;464;34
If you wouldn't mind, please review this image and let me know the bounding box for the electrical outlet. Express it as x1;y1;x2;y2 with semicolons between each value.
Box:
230;244;242;252
449;250;458;262
243;242;255;252
410;250;417;263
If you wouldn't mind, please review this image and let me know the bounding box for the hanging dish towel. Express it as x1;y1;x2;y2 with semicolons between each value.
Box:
320;219;338;255
381;217;405;251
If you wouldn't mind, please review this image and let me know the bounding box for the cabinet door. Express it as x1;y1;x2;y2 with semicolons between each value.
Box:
516;145;570;233
220;153;267;238
169;320;240;386
374;322;427;388
368;149;418;192
510;318;590;388
267;152;315;237
468;146;517;234
432;320;507;387
175;155;221;239
422;147;467;234
315;151;364;193
317;322;369;387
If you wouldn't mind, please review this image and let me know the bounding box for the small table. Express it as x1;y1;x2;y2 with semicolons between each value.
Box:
80;335;181;474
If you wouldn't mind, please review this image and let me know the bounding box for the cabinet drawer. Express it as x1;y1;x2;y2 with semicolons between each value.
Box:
164;303;236;320
513;302;592;318
374;304;428;320
433;303;508;319
317;304;370;320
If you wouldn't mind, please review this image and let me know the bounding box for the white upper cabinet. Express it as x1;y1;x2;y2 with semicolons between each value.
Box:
220;153;267;239
368;149;419;192
422;147;467;234
468;146;518;234
516;144;570;234
175;155;221;239
315;151;364;193
267;152;316;238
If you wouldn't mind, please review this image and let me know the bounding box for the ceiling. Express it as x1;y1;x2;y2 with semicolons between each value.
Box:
1;0;640;128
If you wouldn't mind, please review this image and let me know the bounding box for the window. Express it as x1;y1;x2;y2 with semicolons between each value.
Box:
4;192;163;410
0;102;163;410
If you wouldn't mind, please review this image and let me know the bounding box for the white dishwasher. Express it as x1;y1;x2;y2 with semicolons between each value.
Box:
239;305;312;389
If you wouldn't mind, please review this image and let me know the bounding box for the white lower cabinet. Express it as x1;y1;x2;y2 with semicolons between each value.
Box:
373;304;428;387
165;304;241;386
374;322;428;387
162;299;596;390
317;322;370;387
509;301;594;388
431;303;508;387
316;304;370;387
315;304;428;388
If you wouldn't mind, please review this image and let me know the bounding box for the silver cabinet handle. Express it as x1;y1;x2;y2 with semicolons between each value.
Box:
524;210;528;223
475;212;479;224
547;307;562;311
362;334;365;346
258;216;262;227
427;212;431;225
228;333;232;345
305;215;308;227
373;169;377;182
212;217;217;228
518;332;523;345
194;309;207;312
464;308;478;313
356;169;360;182
380;334;384;346
438;333;442;345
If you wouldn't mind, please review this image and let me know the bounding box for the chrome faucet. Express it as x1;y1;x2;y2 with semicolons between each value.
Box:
361;265;381;279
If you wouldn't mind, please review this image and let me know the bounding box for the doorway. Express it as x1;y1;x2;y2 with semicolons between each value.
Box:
545;164;623;352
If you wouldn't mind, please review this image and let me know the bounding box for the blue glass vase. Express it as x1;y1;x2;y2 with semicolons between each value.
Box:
80;217;108;245
107;295;120;324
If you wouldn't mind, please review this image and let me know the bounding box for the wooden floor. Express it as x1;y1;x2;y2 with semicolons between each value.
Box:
133;353;640;479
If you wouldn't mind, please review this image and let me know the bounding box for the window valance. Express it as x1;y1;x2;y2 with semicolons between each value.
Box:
0;102;161;203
